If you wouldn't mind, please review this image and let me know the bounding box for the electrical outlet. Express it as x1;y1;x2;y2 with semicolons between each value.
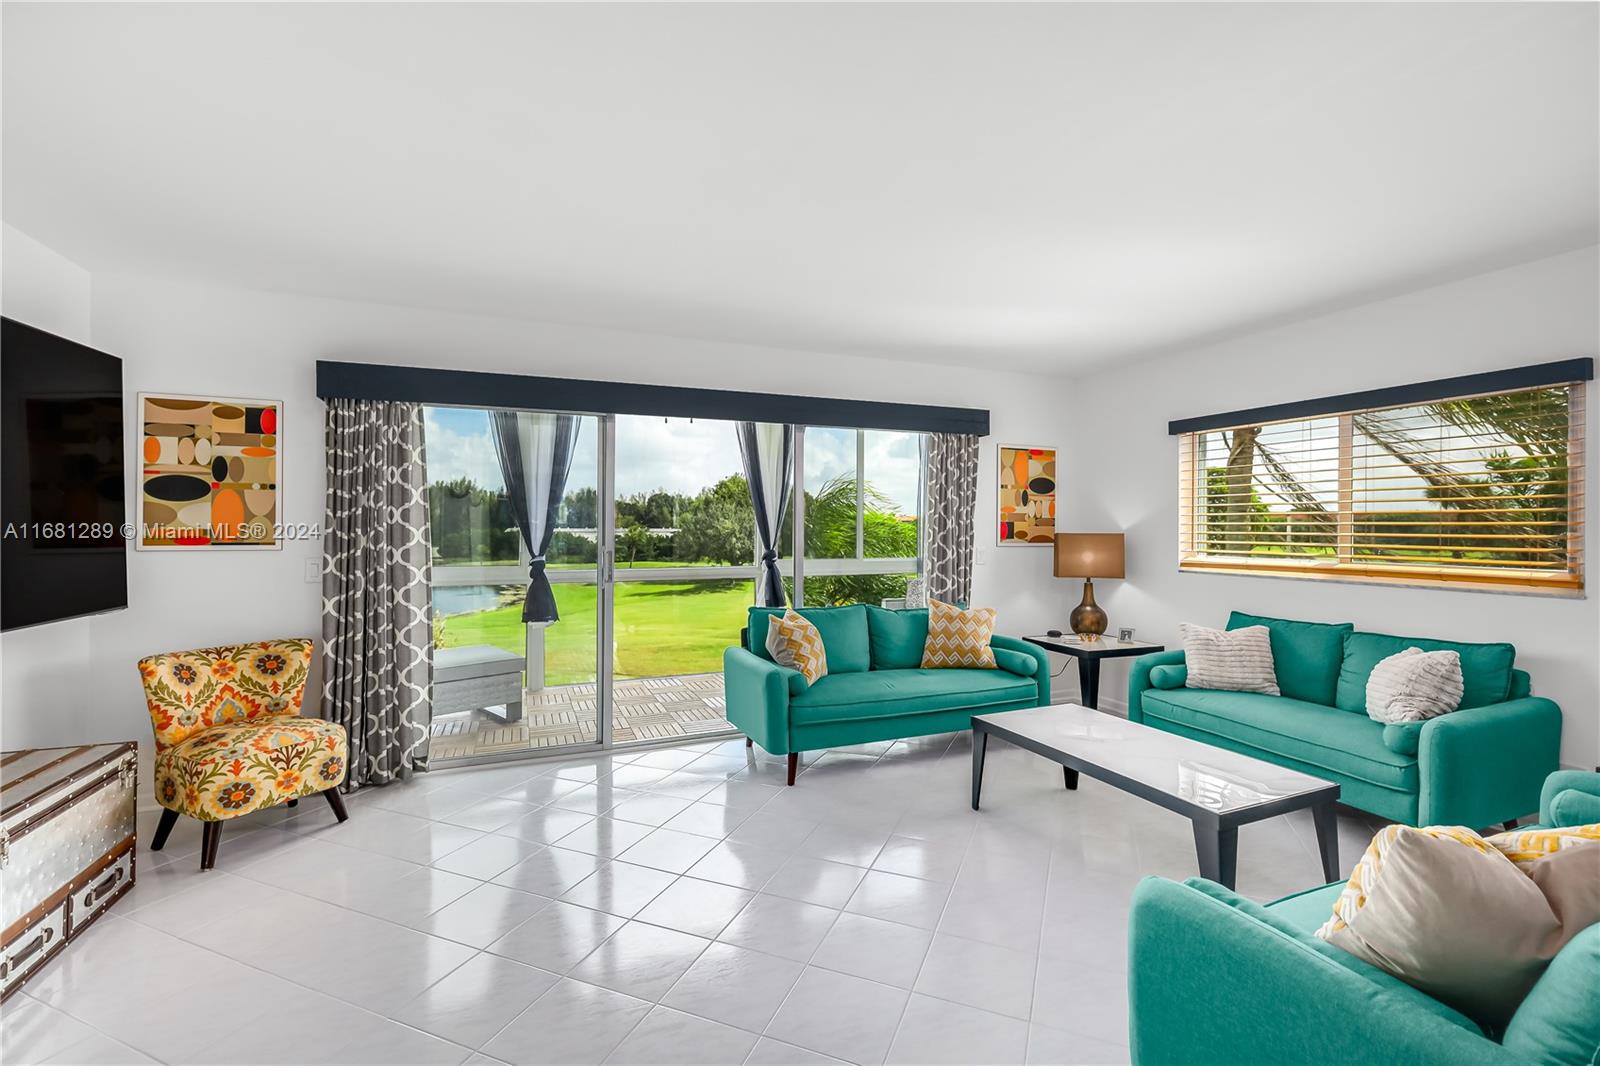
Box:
304;559;320;583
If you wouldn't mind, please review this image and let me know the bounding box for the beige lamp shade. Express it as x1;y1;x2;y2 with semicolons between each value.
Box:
1054;533;1126;579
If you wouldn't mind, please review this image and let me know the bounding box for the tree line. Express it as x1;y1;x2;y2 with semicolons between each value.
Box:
428;473;918;604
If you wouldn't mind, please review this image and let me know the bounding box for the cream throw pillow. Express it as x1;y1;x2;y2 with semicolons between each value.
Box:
1365;647;1464;724
921;599;997;669
1179;623;1279;695
765;610;828;684
1315;824;1587;1028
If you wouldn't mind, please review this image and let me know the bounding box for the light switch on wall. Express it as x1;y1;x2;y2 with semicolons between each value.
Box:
304;559;321;583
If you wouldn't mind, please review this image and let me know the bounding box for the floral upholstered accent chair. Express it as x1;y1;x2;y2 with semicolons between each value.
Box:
138;638;349;870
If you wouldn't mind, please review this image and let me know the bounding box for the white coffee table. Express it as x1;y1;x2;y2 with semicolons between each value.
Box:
971;703;1341;890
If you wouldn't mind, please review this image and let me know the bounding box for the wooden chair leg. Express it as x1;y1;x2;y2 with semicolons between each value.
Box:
151;809;180;852
200;822;223;870
323;787;350;823
787;752;799;786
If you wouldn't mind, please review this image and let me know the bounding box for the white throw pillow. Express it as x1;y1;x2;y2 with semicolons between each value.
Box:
1179;623;1279;695
1365;647;1464;724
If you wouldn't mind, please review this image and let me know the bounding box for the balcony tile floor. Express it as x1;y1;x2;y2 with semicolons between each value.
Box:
6;727;1385;1066
430;673;729;761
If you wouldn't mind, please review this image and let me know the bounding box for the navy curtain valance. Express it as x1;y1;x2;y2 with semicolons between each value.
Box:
316;360;990;437
1168;358;1594;435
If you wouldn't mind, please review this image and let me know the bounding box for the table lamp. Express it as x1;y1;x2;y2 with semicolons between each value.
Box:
1054;533;1125;641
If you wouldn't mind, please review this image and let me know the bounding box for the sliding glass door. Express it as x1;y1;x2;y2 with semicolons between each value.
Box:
423;408;921;765
610;414;763;744
424;408;604;761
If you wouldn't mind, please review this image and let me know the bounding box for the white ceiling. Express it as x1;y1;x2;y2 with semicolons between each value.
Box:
4;3;1596;375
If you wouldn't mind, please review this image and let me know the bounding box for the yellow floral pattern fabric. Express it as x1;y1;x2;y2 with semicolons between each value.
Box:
154;716;347;821
140;638;348;821
921;599;998;669
138;638;313;751
765;610;829;685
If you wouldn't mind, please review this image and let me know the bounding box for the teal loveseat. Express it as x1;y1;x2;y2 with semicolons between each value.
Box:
1128;612;1562;829
724;604;1050;784
1127;771;1600;1065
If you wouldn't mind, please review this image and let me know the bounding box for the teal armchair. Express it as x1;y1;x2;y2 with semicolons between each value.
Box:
1127;614;1562;828
725;604;1050;784
1128;771;1600;1066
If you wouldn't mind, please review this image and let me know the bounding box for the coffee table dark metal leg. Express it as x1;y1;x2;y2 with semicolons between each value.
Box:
1077;657;1102;709
1193;822;1239;890
971;728;988;810
1063;765;1079;790
1312;802;1341;883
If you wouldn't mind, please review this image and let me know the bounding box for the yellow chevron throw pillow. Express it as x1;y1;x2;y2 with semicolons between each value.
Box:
765;610;828;684
1485;823;1600;936
1486;823;1600;868
921;599;997;669
1315;823;1570;1028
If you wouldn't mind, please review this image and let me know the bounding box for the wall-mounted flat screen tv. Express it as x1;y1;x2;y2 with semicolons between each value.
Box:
2;317;128;630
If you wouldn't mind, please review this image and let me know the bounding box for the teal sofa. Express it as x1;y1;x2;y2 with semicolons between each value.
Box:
1128;612;1562;829
1127;771;1600;1065
724;604;1050;784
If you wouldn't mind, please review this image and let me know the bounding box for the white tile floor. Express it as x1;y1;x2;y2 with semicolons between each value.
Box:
3;729;1385;1066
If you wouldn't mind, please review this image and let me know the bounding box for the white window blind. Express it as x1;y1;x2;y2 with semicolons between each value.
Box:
1178;382;1586;592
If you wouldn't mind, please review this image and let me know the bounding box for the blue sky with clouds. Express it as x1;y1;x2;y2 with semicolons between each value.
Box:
423;409;919;513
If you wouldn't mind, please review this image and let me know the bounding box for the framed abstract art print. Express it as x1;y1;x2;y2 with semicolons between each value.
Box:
137;394;282;549
998;444;1056;546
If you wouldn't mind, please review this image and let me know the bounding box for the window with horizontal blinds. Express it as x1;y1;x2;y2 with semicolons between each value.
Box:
1177;381;1586;592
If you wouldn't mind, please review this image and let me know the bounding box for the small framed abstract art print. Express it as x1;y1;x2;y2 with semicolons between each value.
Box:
998;445;1056;546
138;394;282;549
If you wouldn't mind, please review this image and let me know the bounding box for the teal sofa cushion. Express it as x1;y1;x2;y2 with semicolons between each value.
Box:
1337;631;1515;714
747;605;871;674
1382;721;1425;756
992;647;1036;676
864;606;928;670
1129;878;1499;1066
1142;689;1418;791
1541;771;1600;828
1264;882;1343;935
1549;789;1600;827
789;668;1036;726
1150;663;1187;689
1502;925;1600;1066
1182;879;1485;1036
1227;611;1353;705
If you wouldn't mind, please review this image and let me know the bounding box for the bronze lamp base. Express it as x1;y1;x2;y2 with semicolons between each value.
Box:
1070;577;1108;641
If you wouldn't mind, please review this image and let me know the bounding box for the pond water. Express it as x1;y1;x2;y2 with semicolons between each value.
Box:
433;584;521;617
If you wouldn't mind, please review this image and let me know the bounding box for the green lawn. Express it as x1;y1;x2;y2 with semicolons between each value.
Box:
437;578;755;685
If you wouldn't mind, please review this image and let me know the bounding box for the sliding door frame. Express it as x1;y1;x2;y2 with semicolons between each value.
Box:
430;411;926;766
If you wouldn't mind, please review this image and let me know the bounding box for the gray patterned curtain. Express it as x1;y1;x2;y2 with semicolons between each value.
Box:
922;433;979;605
321;398;433;790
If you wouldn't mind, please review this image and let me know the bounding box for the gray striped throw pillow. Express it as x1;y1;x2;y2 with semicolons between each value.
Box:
1180;623;1280;695
1365;647;1464;724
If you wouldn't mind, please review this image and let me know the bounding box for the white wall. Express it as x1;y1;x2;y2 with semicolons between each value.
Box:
1;224;100;752
2;260;1071;756
1067;246;1600;768
10;230;1596;770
